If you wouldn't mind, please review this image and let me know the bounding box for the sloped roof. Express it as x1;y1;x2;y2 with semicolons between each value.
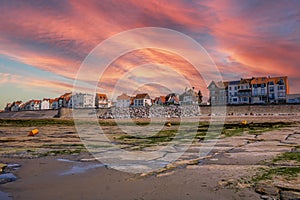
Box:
33;100;41;104
135;93;150;99
208;81;227;89
155;96;166;103
116;93;131;100
96;93;108;100
251;77;268;84
60;92;72;99
49;99;57;104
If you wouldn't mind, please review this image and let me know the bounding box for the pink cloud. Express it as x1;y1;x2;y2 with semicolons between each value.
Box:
0;0;299;97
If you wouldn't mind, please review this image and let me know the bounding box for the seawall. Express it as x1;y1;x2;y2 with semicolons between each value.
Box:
1;104;299;119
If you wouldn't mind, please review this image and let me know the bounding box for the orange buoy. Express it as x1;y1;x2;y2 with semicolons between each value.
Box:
241;120;247;125
28;129;39;136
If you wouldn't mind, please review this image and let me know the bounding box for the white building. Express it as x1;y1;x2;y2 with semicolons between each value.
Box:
179;88;199;105
228;80;240;104
70;93;95;108
237;79;252;104
116;93;131;107
267;76;289;104
133;93;152;107
41;98;50;110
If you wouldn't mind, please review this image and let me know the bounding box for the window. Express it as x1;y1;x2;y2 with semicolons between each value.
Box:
278;79;284;85
229;86;231;90
234;86;237;90
261;88;265;95
253;84;257;88
269;81;274;85
278;86;285;90
254;89;258;96
269;87;274;93
279;93;284;97
241;86;244;89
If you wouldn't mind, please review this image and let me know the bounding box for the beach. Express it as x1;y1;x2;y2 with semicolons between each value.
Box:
0;116;299;199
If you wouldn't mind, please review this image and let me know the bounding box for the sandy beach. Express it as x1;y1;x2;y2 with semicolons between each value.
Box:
0;116;299;200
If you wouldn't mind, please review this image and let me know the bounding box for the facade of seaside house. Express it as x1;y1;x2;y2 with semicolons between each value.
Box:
33;100;41;110
116;93;131;107
133;93;152;107
41;98;50;110
50;98;59;109
179;88;199;105
237;78;252;104
4;103;12;112
19;102;26;111
228;81;240;104
95;93;111;108
70;93;95;108
267;76;289;104
207;81;227;105
10;101;23;111
165;93;180;105
208;76;289;105
153;96;166;106
23;100;38;110
251;77;269;104
58;92;72;108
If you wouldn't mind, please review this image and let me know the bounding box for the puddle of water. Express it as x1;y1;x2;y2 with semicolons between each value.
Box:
6;164;21;170
57;158;76;163
60;163;106;175
0;173;17;182
0;190;12;200
58;158;172;175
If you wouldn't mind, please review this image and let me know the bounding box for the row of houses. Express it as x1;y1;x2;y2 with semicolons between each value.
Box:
208;76;299;105
115;88;202;107
4;87;203;111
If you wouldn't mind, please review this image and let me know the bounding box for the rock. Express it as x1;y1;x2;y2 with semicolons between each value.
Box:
0;173;17;184
255;183;279;196
279;190;300;200
260;195;273;200
255;186;266;195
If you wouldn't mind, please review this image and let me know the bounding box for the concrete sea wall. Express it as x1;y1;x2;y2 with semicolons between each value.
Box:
59;104;300;119
1;104;299;119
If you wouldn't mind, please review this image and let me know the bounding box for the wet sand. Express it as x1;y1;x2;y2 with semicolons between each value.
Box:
0;116;300;199
1;156;260;200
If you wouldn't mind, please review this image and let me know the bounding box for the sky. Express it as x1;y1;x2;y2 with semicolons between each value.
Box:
1;0;300;109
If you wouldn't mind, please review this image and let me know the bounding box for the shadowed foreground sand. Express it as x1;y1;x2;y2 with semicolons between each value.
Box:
1;156;260;200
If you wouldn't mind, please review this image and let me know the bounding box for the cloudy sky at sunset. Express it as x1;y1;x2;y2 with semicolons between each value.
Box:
1;0;300;109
